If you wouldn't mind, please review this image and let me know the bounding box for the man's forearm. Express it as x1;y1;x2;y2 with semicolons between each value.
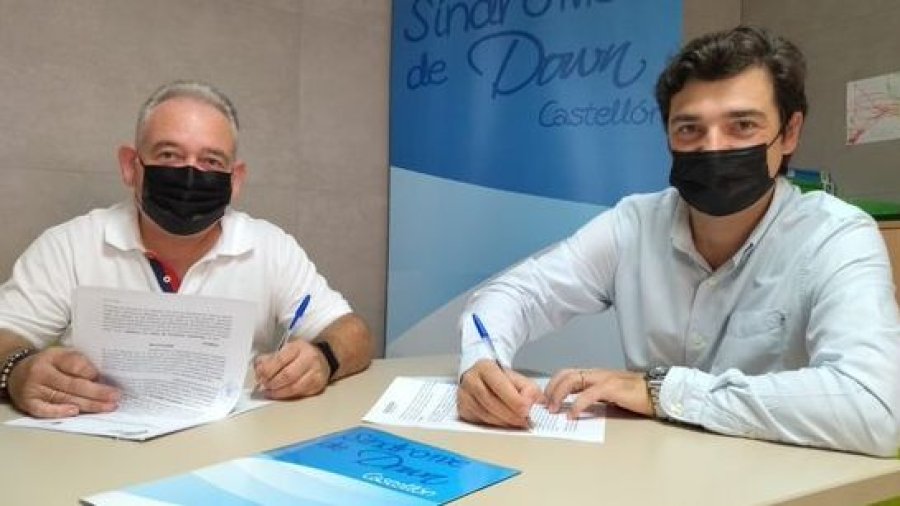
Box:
0;329;36;362
661;366;900;457
316;313;373;381
0;329;38;407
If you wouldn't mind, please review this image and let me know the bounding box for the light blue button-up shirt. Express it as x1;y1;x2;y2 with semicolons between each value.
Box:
460;178;900;456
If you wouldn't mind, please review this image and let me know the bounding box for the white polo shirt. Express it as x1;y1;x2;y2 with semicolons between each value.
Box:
460;177;900;456
0;201;352;353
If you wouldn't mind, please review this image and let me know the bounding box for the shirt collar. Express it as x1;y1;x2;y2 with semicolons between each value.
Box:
670;192;693;254
103;202;144;252
215;207;254;256
104;201;254;258
736;176;795;264
670;176;796;270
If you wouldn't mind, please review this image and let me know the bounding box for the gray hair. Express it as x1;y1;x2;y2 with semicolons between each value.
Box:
135;80;240;152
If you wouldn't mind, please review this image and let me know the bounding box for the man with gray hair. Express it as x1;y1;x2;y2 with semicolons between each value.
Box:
0;81;373;418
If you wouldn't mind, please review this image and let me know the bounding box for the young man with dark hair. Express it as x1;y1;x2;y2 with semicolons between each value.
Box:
457;26;899;456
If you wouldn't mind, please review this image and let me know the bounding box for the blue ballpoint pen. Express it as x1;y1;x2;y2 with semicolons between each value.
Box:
473;313;533;428
275;294;311;352
472;313;504;369
254;294;311;394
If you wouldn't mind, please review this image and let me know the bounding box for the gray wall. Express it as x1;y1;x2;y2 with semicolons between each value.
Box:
684;0;741;41
0;0;390;354
743;0;900;202
1;1;895;362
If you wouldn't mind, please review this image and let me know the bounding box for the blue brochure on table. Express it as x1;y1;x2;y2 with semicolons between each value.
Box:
82;426;520;505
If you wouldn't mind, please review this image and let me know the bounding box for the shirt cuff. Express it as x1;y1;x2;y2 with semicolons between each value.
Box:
458;344;496;380
658;366;714;423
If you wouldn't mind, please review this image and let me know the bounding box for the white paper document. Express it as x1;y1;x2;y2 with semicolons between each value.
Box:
5;287;266;440
363;376;605;443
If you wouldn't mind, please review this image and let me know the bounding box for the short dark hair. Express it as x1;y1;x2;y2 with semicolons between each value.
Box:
655;25;808;130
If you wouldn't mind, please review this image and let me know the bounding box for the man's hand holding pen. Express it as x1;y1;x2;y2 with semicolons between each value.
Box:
457;313;543;429
254;294;329;399
458;313;646;428
254;339;330;399
457;359;543;429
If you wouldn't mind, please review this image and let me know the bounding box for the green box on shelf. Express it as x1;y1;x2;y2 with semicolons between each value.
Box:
786;168;835;194
847;198;900;222
787;168;900;222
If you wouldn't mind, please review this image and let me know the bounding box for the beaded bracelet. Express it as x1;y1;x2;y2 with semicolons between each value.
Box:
0;348;34;400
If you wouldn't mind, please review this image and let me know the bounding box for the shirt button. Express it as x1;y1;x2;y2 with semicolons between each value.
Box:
162;275;171;284
692;334;705;346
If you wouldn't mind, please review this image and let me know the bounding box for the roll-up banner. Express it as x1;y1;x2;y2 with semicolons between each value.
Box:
388;0;682;369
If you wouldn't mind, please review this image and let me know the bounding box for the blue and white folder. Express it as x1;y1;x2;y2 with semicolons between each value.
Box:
82;426;519;505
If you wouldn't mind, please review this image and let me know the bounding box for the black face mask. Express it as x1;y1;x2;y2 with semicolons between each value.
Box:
140;164;232;236
669;139;780;217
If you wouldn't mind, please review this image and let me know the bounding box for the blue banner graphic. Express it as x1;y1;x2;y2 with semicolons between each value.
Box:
388;0;682;353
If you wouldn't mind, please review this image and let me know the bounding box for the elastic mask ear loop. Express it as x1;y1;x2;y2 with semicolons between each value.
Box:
134;156;147;209
767;124;785;149
767;121;788;172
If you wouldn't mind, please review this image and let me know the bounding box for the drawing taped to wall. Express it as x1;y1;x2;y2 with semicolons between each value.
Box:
847;71;900;145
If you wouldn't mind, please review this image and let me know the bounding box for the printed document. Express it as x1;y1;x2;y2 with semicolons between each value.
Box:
5;287;266;440
363;376;605;443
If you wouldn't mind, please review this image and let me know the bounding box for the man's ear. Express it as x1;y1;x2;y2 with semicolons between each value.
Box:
780;111;804;156
118;146;139;187
230;161;247;203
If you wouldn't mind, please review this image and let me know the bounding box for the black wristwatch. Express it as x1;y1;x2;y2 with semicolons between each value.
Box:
314;341;340;381
645;366;670;419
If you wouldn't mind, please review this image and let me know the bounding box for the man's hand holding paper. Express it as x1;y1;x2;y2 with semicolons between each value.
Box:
7;346;120;418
